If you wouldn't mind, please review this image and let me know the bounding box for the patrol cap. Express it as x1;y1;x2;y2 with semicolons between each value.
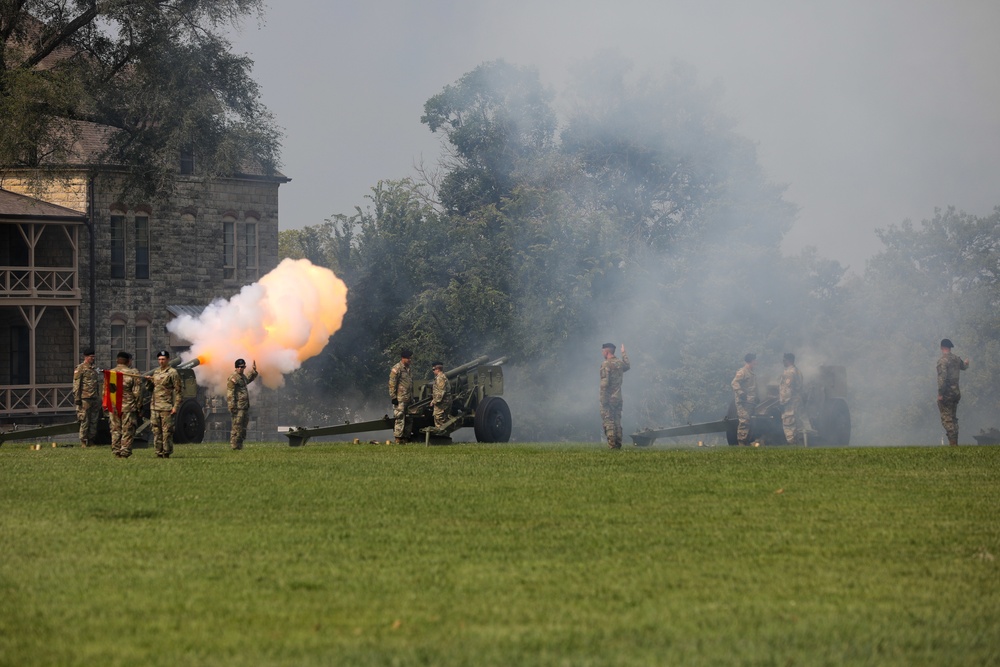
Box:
157;349;170;358
602;343;615;351
117;351;132;362
83;348;95;356
431;360;444;369
235;358;246;368
400;348;413;359
744;353;757;363
783;352;795;363
940;338;954;349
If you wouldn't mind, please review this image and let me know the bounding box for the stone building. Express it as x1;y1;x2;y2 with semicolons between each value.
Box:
0;126;289;443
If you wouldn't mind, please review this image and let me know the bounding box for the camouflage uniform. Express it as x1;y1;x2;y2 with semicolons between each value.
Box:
937;352;968;446
731;365;758;446
388;361;413;441
599;349;630;449
73;357;101;446
108;364;143;458
432;371;451;430
779;364;804;445
150;365;182;457
227;366;259;450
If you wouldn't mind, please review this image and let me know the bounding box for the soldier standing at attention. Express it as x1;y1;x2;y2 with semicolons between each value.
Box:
150;349;181;458
599;342;630;449
430;361;451;431
227;358;258;450
779;352;804;445
732;353;759;447
937;338;970;446
73;347;101;447
388;348;414;443
107;351;143;459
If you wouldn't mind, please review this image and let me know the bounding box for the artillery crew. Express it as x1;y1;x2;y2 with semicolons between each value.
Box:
937;338;970;446
227;358;258;450
732;353;759;447
106;351;143;458
73;348;101;447
149;349;182;458
431;361;451;430
779;353;804;445
599;343;630;449
388;348;414;443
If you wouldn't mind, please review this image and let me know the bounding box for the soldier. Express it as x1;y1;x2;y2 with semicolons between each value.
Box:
599;342;630;449
731;353;759;447
73;348;101;447
430;361;451;431
779;352;804;445
388;348;414;443
227;358;258;450
105;351;143;458
149;349;182;458
937;338;970;446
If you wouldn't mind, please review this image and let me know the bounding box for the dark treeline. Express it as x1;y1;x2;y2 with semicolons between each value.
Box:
279;59;1000;445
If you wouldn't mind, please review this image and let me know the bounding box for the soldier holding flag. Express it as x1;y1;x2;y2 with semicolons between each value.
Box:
104;351;143;458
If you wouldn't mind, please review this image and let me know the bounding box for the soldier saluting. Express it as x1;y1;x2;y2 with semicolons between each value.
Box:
73;347;101;447
937;338;970;446
227;358;258;450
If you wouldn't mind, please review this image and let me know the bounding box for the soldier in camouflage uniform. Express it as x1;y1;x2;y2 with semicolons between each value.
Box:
73;348;101;447
937;338;970;447
731;353;759;446
107;351;143;459
149;349;182;458
430;361;451;430
388;348;414;443
227;358;258;450
599;343;630;449
778;352;804;445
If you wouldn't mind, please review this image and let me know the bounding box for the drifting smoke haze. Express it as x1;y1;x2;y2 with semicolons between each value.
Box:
230;2;1000;445
167;259;348;395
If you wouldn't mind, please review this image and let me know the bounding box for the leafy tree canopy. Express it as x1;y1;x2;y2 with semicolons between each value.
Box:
0;0;281;198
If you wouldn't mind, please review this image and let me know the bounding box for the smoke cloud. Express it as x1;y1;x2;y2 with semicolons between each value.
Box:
167;258;348;394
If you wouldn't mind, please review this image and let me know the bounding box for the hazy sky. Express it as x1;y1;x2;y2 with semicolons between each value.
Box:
231;0;1000;272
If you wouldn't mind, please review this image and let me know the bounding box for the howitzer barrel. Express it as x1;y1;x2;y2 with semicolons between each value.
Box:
445;355;490;378
170;357;201;370
485;356;508;366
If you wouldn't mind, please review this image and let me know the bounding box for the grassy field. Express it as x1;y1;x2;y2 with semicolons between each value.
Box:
1;440;997;666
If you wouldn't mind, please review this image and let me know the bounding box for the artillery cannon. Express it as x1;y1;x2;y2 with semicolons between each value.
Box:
0;356;205;446
631;365;851;448
284;355;511;446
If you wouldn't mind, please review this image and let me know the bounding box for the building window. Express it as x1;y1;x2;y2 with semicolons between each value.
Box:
244;219;258;281
110;320;126;354
10;325;29;385
223;217;236;280
110;213;126;278
180;146;195;175
135;215;150;280
134;322;150;372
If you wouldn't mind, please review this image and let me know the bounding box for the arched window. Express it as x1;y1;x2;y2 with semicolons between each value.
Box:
134;207;151;280
134;317;151;372
244;214;259;281
110;316;127;355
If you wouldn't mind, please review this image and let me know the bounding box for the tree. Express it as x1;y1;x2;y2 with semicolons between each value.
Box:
421;60;556;215
0;1;280;198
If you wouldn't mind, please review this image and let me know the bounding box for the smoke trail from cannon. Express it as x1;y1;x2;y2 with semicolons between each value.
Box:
166;258;348;394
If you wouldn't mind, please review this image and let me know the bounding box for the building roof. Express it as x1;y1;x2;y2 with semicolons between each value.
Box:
0;188;88;221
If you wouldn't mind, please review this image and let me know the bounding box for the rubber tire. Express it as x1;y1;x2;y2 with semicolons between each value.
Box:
822;397;851;446
174;399;205;444
473;396;512;443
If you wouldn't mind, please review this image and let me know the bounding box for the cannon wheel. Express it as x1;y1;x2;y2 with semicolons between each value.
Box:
474;396;512;443
821;397;851;446
174;399;205;444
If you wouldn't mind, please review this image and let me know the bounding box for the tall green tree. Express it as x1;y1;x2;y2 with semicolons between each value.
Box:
0;0;280;197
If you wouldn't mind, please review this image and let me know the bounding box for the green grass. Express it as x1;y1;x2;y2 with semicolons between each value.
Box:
1;442;998;666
